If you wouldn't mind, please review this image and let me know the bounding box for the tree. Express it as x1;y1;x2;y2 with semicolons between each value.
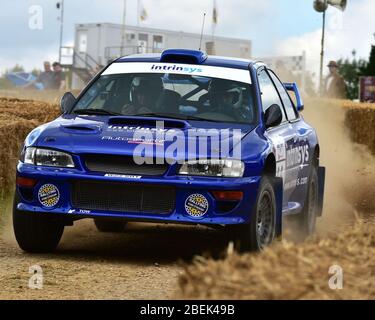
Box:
31;68;40;77
10;64;25;73
363;44;375;76
338;50;367;100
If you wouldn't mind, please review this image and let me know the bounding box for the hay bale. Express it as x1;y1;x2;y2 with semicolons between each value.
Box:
0;97;59;193
178;221;375;300
345;107;375;155
305;98;375;155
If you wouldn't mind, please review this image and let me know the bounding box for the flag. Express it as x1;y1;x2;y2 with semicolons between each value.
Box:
212;0;218;25
139;0;148;22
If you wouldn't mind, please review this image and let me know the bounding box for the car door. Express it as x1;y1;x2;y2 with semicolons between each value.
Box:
268;70;312;210
257;67;297;208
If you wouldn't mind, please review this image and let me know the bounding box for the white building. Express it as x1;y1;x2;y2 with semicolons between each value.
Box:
62;23;252;89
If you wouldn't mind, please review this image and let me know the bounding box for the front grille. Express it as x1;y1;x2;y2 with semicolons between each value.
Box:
71;180;175;214
83;154;168;176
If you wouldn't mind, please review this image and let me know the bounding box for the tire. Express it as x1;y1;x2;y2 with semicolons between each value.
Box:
298;165;319;238
13;193;64;253
94;218;127;233
230;176;277;252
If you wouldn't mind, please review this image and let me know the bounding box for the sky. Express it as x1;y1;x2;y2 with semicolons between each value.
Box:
0;0;374;79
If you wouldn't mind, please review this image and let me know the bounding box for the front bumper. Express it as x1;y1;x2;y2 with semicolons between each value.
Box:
15;163;262;225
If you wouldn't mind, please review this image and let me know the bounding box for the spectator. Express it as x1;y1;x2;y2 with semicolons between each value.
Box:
24;61;54;89
52;61;66;90
324;61;346;99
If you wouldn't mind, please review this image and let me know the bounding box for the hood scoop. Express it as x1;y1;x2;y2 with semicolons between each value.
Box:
108;116;189;129
60;124;102;134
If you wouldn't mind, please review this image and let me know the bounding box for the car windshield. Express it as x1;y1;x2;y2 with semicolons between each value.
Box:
73;66;257;124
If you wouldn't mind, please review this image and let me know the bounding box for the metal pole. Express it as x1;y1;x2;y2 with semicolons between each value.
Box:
319;3;326;96
120;0;127;56
212;0;217;41
58;0;64;63
199;13;206;51
137;0;140;27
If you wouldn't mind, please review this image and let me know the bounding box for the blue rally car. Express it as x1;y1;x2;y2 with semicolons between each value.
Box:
13;49;325;252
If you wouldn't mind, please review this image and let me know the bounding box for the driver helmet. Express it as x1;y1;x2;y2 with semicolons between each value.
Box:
208;79;243;110
130;75;164;108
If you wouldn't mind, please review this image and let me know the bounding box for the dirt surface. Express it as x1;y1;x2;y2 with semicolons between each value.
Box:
0;196;235;299
0;202;231;299
0;98;374;299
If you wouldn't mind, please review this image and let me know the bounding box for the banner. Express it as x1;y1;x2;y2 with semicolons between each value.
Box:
359;76;375;102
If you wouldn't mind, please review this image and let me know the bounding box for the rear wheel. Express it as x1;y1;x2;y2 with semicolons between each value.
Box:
230;176;276;252
94;218;127;233
13;193;64;253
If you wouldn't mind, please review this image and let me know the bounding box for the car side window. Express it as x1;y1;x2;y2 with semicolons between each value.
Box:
269;70;298;121
257;68;287;123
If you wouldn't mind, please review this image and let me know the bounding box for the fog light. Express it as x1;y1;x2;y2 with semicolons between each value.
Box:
211;191;243;201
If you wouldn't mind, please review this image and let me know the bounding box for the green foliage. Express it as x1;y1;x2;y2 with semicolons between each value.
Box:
363;45;375;76
31;68;40;77
338;51;367;100
10;64;25;73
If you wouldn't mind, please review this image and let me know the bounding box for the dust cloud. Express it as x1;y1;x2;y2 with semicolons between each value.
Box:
302;99;375;234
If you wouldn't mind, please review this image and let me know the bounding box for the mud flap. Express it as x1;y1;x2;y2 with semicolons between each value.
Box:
317;166;326;217
273;177;283;238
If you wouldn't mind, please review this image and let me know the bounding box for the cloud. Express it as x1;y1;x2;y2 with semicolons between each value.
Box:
0;0;274;71
276;0;375;80
140;0;274;36
139;0;276;54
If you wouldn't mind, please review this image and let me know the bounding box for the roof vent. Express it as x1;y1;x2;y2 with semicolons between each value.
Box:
160;49;207;64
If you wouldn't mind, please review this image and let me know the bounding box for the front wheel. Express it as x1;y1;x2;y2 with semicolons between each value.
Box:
13;194;64;253
230;176;276;252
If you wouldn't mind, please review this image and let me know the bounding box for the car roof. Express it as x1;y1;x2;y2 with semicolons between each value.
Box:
115;50;263;70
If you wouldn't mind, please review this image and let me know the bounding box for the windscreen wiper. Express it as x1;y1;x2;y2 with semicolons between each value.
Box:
73;109;121;116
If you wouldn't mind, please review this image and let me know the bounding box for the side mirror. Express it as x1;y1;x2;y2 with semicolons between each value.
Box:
60;92;76;113
264;104;283;129
284;82;304;111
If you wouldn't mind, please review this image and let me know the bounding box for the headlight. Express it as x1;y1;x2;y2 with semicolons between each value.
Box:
179;159;244;177
22;147;75;168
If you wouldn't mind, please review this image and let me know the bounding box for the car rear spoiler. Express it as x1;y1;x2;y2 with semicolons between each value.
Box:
284;82;304;111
